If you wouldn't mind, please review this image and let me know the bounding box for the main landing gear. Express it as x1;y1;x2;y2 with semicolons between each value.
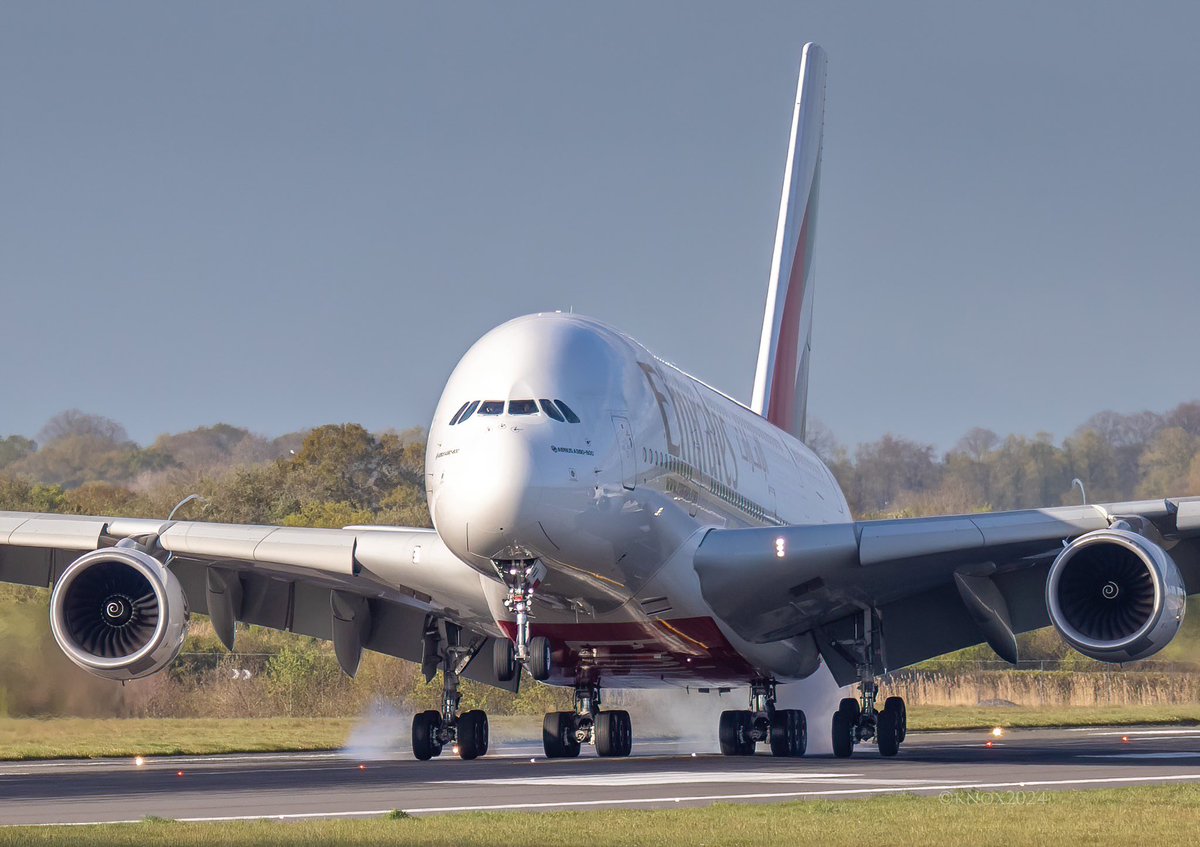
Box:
543;676;633;758
718;678;807;757
828;609;907;758
411;617;490;761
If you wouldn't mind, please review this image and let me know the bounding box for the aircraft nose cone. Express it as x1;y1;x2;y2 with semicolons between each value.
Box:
432;433;545;559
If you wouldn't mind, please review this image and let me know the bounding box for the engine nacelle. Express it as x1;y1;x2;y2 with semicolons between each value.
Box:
1046;528;1186;663
49;546;190;681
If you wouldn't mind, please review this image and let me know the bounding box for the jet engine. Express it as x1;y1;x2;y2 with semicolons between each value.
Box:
1046;527;1186;663
49;546;190;681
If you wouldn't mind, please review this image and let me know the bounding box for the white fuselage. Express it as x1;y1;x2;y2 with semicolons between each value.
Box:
425;313;850;686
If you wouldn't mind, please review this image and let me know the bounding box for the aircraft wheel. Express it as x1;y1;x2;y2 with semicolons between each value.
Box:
596;710;632;757
542;711;580;758
877;705;900;757
769;708;807;757
528;636;552;682
494;639;516;682
457;710;489;760
885;696;907;743
837;697;861;723
412;709;443;761
719;710;755;756
831;709;854;758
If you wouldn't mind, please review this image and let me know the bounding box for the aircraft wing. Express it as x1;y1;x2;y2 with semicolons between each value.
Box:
0;510;516;689
694;498;1200;685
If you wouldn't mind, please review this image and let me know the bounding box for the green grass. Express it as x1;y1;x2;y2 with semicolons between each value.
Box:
1;785;1197;846
0;715;544;760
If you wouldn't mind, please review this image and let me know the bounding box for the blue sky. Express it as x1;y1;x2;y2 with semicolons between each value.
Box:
2;2;1197;451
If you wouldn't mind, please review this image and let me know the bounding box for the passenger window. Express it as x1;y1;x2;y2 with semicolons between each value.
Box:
539;399;565;422
554;400;581;423
457;400;480;424
479;401;505;415
509;399;539;415
448;401;470;425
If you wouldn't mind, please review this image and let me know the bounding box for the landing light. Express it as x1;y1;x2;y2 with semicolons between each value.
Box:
991;727;1004;738
133;756;145;767
775;537;786;558
452;745;460;756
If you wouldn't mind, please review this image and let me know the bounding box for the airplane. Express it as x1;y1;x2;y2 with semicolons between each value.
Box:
2;42;1197;762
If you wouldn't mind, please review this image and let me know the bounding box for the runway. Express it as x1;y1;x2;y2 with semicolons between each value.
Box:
2;725;1200;826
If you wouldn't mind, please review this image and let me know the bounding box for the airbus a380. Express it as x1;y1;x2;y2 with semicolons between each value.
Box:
2;43;1196;762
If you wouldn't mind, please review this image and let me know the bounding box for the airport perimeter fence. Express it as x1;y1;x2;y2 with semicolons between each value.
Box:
882;668;1200;708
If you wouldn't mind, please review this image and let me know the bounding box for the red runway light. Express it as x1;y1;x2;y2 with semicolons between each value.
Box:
176;771;185;777
1122;736;1131;743
359;764;367;770
985;741;993;748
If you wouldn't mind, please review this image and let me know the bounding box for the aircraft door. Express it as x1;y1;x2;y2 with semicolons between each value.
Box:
611;415;636;490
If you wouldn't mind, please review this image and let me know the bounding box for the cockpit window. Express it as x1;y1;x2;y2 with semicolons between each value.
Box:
456;400;480;424
554;400;581;423
479;401;505;415
508;399;538;415
539;399;565;422
448;401;471;425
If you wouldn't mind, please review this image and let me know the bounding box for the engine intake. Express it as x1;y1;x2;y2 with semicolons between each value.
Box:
1046;528;1186;663
50;546;190;681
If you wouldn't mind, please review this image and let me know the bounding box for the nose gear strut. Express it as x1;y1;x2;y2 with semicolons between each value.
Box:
496;559;551;680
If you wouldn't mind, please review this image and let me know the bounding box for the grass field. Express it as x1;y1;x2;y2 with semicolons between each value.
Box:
1;785;1196;846
1;705;1198;760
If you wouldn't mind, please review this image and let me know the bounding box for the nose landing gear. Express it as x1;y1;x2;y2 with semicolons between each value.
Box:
495;559;553;681
718;678;807;757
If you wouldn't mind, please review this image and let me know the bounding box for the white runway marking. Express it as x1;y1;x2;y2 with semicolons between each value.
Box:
13;772;1200;827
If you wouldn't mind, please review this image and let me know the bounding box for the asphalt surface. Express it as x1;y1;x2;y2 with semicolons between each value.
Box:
2;725;1199;826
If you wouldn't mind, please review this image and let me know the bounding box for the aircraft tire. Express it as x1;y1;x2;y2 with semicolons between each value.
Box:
831;709;854;758
412;710;443;761
542;711;580;758
457;710;489;760
596;710;632;757
885;696;907;743
528;636;552;682
877;706;900;757
494;639;516;682
771;708;807;757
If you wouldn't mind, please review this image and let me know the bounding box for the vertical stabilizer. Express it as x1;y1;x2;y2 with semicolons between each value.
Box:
750;43;827;442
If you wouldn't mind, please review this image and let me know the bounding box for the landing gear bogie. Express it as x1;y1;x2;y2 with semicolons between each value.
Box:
718;680;807;758
542;678;633;758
